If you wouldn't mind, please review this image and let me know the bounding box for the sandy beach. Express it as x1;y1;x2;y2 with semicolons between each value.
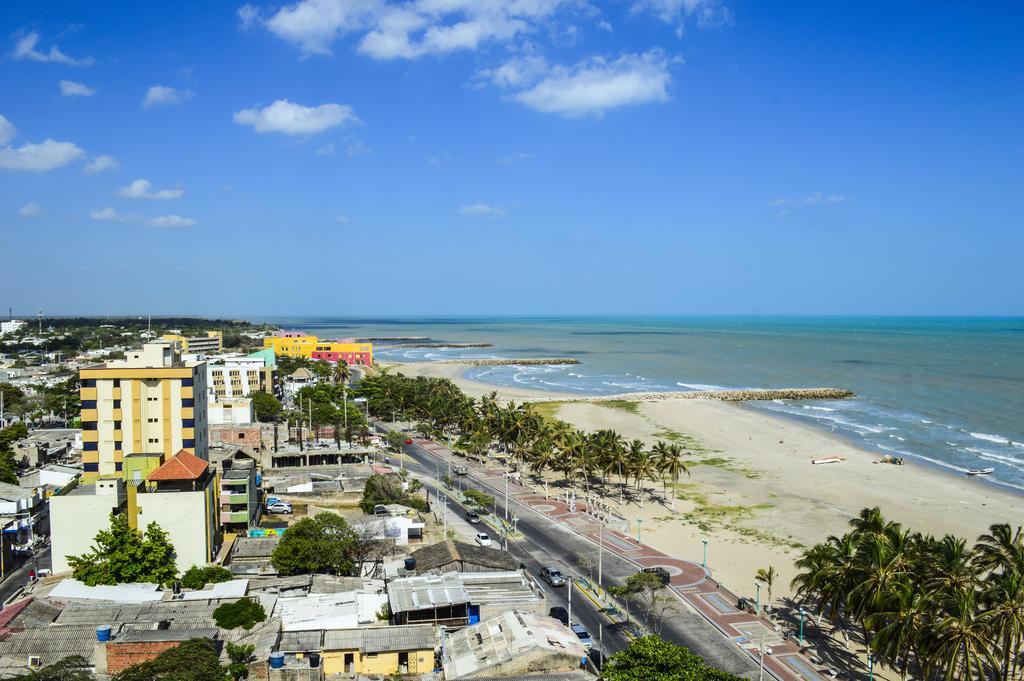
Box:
386;361;1024;606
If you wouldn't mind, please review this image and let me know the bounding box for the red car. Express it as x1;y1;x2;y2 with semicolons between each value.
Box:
404;438;413;445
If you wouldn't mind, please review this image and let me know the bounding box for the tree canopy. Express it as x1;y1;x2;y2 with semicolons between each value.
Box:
271;512;359;575
212;598;266;630
250;390;282;422
180;564;233;590
602;636;744;681
113;638;224;681
67;512;178;586
360;473;427;513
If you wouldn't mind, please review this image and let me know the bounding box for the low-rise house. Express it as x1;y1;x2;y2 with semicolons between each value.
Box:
220;458;260;533
13;429;78;466
407;540;519;576
277;583;387;631
97;628;220;676
353;514;424;547
50;476;127;574
18;464;81;495
208;397;254;426
387;570;545;627
277;625;437;677
228;536;281;576
443;611;587;679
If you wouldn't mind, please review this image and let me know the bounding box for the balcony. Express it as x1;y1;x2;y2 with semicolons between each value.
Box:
220;493;249;505
220;510;249;524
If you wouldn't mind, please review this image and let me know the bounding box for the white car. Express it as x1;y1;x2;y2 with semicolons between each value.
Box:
266;501;293;514
475;532;492;547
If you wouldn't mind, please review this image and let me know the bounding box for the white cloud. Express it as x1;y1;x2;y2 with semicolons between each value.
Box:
59;80;95;97
315;142;336;155
476;55;549;89
90;207;136;222
150;215;198;227
84;155;119;174
496;151;531;163
0;139;85;172
770;193;847;207
0;115;14;146
11;31;94;66
598;20;613;32
457;202;505;218
233;99;359;135
509;50;672;117
143;85;193;109
251;0;569;60
19;202;42;218
632;0;731;35
119;179;184;200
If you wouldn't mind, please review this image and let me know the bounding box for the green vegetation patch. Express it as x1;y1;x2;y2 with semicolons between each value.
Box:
598;400;643;414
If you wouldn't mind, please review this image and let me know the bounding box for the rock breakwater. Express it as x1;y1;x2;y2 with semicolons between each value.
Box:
439;358;582;366
388;342;494;349
589;388;855;402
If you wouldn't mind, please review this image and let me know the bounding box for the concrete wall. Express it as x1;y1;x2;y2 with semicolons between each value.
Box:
105;640;182;675
50;493;120;573
136;487;216;573
321;648;433;676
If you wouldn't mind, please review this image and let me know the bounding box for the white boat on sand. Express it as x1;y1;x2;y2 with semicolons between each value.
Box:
966;468;994;476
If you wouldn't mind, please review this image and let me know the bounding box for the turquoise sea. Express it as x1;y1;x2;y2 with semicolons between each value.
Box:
259;316;1024;491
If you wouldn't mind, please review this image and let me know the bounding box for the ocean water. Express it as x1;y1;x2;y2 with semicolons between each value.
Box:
260;316;1024;490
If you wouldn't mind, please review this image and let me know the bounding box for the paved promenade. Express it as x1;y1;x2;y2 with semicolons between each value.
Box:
413;438;834;681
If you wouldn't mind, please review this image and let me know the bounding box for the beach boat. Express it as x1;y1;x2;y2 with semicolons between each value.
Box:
811;456;844;465
966;468;995;476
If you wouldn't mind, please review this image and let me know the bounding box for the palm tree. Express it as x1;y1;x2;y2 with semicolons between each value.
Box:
655;443;689;511
975;523;1024;575
982;570;1024;681
921;587;997;681
866;580;930;679
755;566;777;614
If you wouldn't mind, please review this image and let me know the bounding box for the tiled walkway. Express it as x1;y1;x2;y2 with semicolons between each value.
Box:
414;439;834;681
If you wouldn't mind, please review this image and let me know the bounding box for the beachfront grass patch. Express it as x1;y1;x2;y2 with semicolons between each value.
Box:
599;400;642;414
525;401;565;421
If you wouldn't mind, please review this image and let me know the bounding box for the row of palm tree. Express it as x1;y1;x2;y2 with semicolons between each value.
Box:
356;373;693;510
791;506;1024;680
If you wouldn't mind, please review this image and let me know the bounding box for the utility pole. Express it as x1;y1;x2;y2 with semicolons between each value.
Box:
568;575;573;626
597;520;604;597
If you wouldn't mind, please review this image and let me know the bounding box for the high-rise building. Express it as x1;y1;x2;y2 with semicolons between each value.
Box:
79;342;208;482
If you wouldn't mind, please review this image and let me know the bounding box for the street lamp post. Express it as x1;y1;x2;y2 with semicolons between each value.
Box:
755;582;761;617
868;653;874;681
702;538;708;568
799;608;806;646
636;517;643;543
597;520;604;597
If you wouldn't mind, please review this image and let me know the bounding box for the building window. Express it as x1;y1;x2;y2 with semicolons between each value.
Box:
115;441;122;450
182;419;194;428
83;462;99;472
114;420;122;429
81;379;96;387
182;399;194;407
83;421;97;431
182;378;194;386
113;399;121;409
115;462;123;471
113;379;120;388
81;400;97;409
183;439;195;448
147;418;158;423
83;442;98;451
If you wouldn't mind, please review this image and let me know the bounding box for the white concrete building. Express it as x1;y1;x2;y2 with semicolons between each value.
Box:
0;320;26;336
208;398;253;426
50;476;126;574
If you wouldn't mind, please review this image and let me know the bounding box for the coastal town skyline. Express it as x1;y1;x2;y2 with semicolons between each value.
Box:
3;2;1023;316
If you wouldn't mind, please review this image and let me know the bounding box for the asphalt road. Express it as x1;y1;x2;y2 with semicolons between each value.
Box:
402;440;758;677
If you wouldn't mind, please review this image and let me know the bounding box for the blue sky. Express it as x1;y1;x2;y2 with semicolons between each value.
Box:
2;1;1022;317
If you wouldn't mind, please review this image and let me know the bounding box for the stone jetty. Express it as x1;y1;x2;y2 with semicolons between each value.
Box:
387;342;494;349
588;388;855;402
357;336;429;341
439;358;582;366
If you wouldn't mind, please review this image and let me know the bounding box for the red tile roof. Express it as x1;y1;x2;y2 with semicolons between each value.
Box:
147;450;209;482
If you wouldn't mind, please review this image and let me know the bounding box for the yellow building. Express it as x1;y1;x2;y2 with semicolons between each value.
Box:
80;342;208;482
319;626;436;676
162;330;223;353
263;333;372;365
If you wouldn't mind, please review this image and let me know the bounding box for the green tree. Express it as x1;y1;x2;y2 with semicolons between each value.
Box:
212;598;267;630
609;571;671;633
360;473;427;513
226;642;255;680
67;513;178;586
602;636;745;681
180;564;233;590
755;566;777;614
3;655;94;680
113;638;224;681
271;513;359;575
250;391;282;422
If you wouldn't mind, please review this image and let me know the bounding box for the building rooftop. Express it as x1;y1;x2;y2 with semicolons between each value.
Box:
114;628;219;643
443;611;586;680
0;625;101;667
147;450;209;482
324;624;437;653
230;536;281;561
409;540;519;574
388;572;469;614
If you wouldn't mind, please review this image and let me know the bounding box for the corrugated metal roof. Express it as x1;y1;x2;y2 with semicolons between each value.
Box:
231;537;281;560
115;628;219;643
387;572;469;613
323;625;437;653
278;630;323;653
0;625;100;665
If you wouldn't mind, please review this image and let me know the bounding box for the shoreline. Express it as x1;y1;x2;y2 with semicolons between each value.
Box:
384;360;1024;606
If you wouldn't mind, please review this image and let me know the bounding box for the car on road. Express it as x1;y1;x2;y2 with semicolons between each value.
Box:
641;566;671;585
466;511;481;524
266;501;293;514
453;465;468;475
571;623;593;649
404;438;413;444
548;606;569;625
475;532;492;547
541;567;566;587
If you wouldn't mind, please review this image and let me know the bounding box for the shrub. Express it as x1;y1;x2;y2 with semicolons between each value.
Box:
181;565;233;590
212;598;266;630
